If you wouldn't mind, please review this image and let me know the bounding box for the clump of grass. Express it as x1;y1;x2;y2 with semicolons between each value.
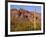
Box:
11;19;41;32
11;19;35;31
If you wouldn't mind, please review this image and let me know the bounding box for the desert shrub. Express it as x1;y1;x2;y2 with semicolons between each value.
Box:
36;22;41;30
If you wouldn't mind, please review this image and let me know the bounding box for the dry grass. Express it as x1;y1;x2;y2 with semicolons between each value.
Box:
10;18;41;32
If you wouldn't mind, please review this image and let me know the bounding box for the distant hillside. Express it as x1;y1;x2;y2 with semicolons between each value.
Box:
10;8;41;31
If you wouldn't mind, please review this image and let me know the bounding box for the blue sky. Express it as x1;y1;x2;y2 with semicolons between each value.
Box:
10;5;41;13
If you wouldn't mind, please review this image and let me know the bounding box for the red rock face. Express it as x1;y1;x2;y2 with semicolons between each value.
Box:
10;8;41;31
11;8;41;23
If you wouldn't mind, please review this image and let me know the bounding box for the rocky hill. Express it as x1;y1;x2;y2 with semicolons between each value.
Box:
10;8;41;31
